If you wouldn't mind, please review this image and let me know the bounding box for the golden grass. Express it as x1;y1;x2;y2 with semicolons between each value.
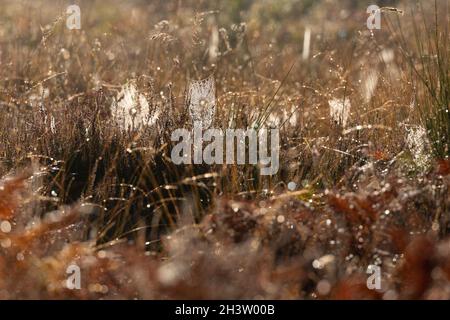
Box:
0;0;448;299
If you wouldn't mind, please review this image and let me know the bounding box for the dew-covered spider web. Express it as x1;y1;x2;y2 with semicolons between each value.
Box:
187;75;216;129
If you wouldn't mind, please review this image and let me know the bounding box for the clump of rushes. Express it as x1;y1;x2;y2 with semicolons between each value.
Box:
389;0;449;159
